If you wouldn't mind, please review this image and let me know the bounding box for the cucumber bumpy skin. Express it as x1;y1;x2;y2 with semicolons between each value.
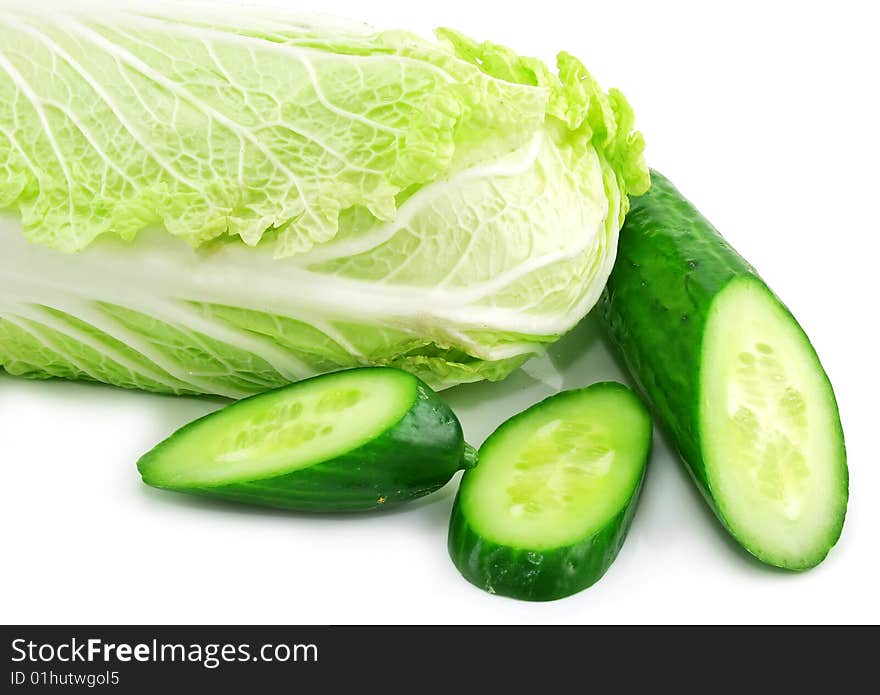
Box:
448;382;652;601
601;170;847;569
138;367;473;512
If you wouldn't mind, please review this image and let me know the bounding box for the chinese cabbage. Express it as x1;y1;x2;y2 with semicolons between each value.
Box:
0;1;648;396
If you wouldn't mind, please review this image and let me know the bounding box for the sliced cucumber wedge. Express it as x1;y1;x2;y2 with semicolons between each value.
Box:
448;382;651;601
138;367;472;511
601;170;848;569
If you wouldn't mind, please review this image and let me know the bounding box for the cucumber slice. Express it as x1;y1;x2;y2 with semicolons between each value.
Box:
138;367;472;511
448;382;651;601
601;171;848;569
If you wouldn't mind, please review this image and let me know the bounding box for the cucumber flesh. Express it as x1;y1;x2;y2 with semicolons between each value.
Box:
702;277;846;565
138;367;469;511
449;382;651;601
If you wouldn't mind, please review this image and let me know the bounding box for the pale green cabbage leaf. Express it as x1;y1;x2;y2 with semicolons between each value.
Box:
0;1;648;397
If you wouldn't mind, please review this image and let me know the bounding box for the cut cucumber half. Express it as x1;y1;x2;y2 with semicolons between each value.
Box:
448;382;651;601
601;170;848;569
138;367;472;511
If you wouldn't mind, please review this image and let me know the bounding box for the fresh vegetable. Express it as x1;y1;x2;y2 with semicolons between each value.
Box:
448;382;651;601
137;367;474;511
0;2;648;397
601;171;847;569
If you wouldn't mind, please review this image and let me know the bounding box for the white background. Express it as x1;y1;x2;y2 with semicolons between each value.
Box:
2;0;878;624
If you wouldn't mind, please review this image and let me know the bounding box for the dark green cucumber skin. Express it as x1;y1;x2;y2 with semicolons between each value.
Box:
448;478;644;602
600;170;847;567
602;171;751;493
447;382;650;602
138;368;467;512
